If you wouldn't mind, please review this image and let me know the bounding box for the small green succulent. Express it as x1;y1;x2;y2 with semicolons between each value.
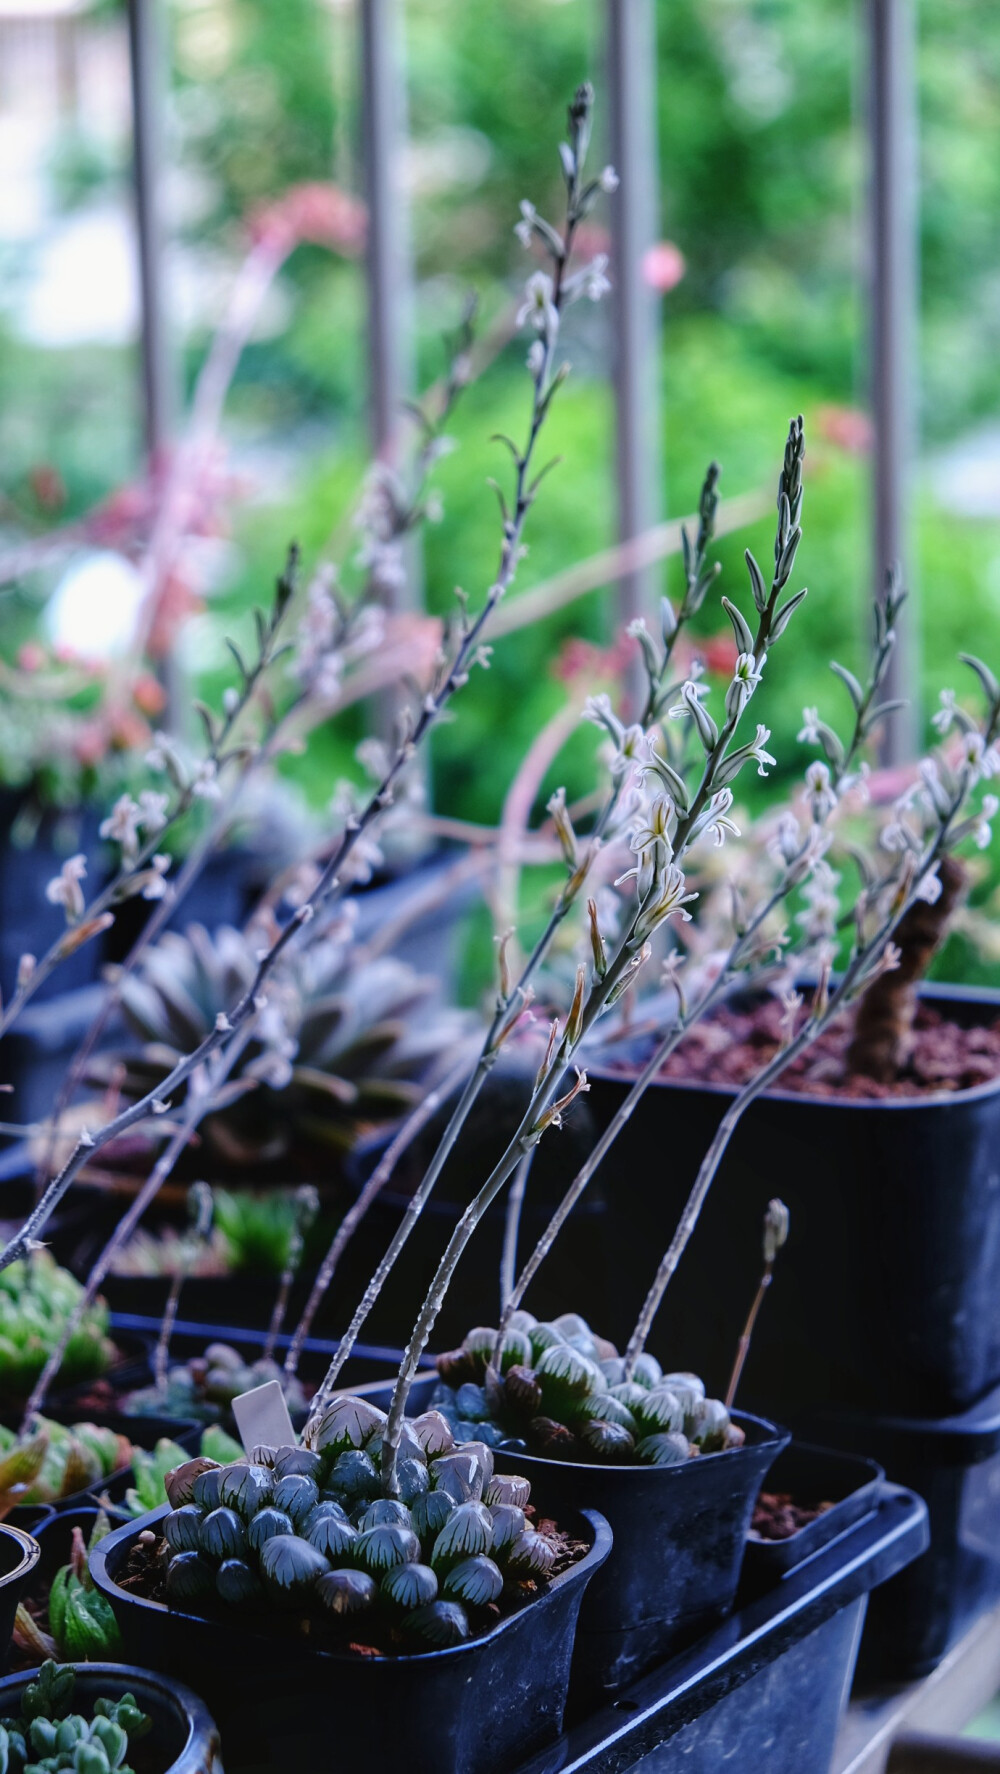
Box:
0;1255;113;1400
0;1420;131;1514
158;1396;563;1651
126;1342;307;1431
0;1661;150;1774
124;1428;243;1518
48;1516;122;1662
433;1311;746;1466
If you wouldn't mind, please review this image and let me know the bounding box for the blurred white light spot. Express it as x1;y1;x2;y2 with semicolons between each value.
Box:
46;551;145;660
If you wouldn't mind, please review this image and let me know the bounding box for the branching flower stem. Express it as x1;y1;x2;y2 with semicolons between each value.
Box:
19;1028;253;1428
621;727;999;1380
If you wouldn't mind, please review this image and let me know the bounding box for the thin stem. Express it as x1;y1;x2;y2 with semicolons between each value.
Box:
500;1148;535;1313
286;1056;472;1390
725;1266;772;1412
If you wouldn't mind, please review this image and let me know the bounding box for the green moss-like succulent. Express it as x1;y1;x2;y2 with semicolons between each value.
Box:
157;1398;567;1653
0;1253;113;1400
432;1310;747;1466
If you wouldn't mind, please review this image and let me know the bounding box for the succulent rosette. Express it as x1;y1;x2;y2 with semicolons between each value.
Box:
156;1396;567;1650
433;1310;746;1465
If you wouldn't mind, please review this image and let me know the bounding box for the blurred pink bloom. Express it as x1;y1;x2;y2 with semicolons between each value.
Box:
17;642;46;673
250;183;367;257
643;241;686;293
816;404;873;455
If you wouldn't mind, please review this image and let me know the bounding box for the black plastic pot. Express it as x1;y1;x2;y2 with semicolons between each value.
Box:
0;1523;40;1671
5;1411;201;1523
806;1374;1000;1680
355;1373;787;1697
91;1500;612;1774
584;984;1000;1418
0;1662;221;1772
511;1482;928;1773
739;1442;883;1598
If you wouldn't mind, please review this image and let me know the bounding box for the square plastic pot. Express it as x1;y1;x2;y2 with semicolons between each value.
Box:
354;1374;788;1698
805;1374;1000;1679
584;985;1000;1418
90;1500;612;1774
739;1442;884;1598
0;1662;221;1773
510;1482;928;1774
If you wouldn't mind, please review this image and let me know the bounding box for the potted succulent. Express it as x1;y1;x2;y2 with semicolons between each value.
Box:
90;1416;612;1774
0;1658;220;1774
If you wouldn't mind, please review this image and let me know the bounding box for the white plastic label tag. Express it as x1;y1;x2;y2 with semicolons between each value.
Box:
232;1379;296;1455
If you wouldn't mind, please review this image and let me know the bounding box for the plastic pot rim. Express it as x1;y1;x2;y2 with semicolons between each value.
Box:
0;1660;219;1774
0;1522;40;1589
91;1499;613;1668
497;1408;786;1476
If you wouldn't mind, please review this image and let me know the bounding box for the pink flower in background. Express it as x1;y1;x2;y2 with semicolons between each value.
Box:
17;642;46;673
643;241;686;293
250;183;367;257
816;405;873;455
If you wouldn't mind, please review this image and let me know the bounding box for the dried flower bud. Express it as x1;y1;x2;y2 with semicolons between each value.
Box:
763;1199;790;1264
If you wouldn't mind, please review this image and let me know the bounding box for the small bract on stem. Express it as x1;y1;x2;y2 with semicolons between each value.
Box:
724;1199;790;1411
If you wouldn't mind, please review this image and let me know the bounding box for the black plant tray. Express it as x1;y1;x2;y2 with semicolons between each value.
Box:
511;1483;928;1774
739;1442;884;1594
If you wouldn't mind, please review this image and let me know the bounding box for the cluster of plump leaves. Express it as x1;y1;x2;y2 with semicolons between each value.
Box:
159;1397;559;1651
0;1662;150;1774
0;1419;131;1513
435;1311;744;1466
124;1428;241;1519
0;1255;113;1399
47;1515;122;1662
127;1341;307;1430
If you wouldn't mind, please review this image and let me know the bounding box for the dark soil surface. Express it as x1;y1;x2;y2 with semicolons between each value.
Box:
750;1490;834;1541
614;1000;1000;1100
119;1510;589;1658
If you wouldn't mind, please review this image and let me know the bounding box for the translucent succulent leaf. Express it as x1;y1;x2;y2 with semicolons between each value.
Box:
271;1474;320;1529
410;1411;455;1458
504;1531;556;1578
431;1501;493;1571
579;1419;636;1460
662;1371;706;1401
395;1457;431;1506
484;1474;531;1510
200;1507;247;1562
308;1514;359;1561
633;1387;684;1437
496;1329;534;1374
527;1322;563;1361
316;1568;378;1615
381;1562;438;1612
165;1551;215;1603
536;1344;604;1415
358;1499;411;1532
488;1503;526;1552
327;1449;379;1502
355;1524;421;1575
586;1394;636;1433
305;1395;387;1456
631;1353;663;1391
635;1431;691;1466
410;1489;455;1544
401;1600;470;1648
454;1382;490;1422
431;1449;491;1504
216;1558;264;1607
689;1398;731;1452
190;1467;225;1512
218;1465;273;1519
273;1447;323;1482
259;1534;330;1593
246;1508;295;1556
443;1555;504;1608
507;1310;537;1335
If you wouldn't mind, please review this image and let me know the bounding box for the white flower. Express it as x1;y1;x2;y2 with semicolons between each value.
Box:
192;760;222;801
749;725;777;777
880;817;918;854
667;678;711;719
701;787;741;847
733;651;764;694
138;790;169;833
805;760;839;822
514;199;537;251
526;339;545;377
633;862;698;942
580;254;611;302
629;796;674;856
582;693;624;746
140;855;171;901
798;706;821;744
598;165;619;193
100;794;142;857
145;731;170;771
975;794;999;849
963;731;1000;782
779;988;803;1041
931;688;957;734
795;858;841;941
915;867;943;905
223;687;240;716
516;271;559;336
45;854;87;922
769;810;803;868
